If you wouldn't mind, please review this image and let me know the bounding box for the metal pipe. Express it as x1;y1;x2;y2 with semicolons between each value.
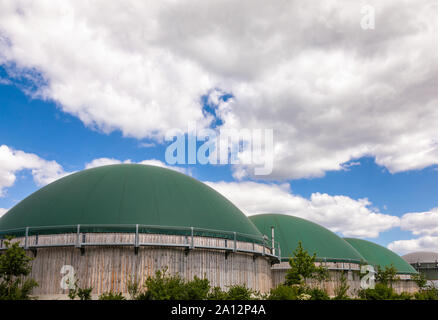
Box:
76;224;81;248
24;227;29;249
271;226;275;255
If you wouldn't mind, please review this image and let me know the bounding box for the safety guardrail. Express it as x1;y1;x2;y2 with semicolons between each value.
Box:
0;224;281;261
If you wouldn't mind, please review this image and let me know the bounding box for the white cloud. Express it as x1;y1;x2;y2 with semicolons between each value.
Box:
0;208;8;218
400;208;438;236
205;180;399;238
388;236;438;255
85;158;132;169
0;145;68;196
0;1;437;180
85;157;187;174
387;208;438;254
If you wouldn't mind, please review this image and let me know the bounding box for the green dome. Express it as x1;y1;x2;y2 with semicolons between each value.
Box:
249;214;365;263
344;238;418;275
0;164;262;240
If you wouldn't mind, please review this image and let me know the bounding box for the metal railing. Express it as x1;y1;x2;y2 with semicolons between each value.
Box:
0;224;281;261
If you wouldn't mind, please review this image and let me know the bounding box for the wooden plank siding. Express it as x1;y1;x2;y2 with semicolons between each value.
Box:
2;233;273;296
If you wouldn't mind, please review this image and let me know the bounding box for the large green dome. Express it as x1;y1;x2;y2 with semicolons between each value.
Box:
344;238;418;275
0;164;262;240
249;214;366;263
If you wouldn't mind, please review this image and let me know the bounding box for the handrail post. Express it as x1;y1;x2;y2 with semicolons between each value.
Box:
190;227;194;249
135;224;139;247
24;227;29;249
76;224;81;248
262;236;265;256
278;243;281;261
233;232;237;252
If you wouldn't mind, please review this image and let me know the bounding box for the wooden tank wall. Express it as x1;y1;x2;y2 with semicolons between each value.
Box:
4;233;273;297
271;261;419;296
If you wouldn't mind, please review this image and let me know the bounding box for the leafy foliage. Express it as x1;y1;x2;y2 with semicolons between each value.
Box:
267;285;300;300
333;272;350;300
225;284;254;300
207;286;228;300
358;283;395;300
0;236;38;300
376;264;398;288
67;276;93;300
98;292;125;300
411;272;427;289
306;287;330;300
285;241;328;286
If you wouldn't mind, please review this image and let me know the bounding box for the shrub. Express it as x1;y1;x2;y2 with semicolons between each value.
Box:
306;287;330;300
127;276;141;300
185;276;210;300
358;283;395;300
333;272;350;300
414;287;438;300
411;273;427;289
0;237;38;300
143;268;187;300
98;292;125;300
225;284;254;300
207;286;228;300
268;285;300;300
67;277;93;300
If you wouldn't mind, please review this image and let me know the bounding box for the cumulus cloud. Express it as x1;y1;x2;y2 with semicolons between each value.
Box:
85;157;187;174
205;180;400;238
388;236;438;255
0;208;8;218
0;144;69;196
386;208;438;254
0;1;437;180
399;208;438;236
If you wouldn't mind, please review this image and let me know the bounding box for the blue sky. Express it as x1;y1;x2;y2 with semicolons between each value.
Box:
1;73;438;250
1;1;438;255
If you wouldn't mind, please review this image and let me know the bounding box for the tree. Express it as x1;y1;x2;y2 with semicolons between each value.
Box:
333;272;350;300
411;272;427;289
285;241;328;286
376;264;398;288
0;236;38;300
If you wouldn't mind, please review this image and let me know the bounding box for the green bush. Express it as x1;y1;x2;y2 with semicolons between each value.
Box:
0;237;38;300
268;285;300;300
67;277;93;300
137;268;212;300
333;272;350;300
414;287;438;300
226;284;255;300
207;286;228;300
143;268;188;300
98;292;125;300
358;283;395;300
185;276;210;300
306;287;330;300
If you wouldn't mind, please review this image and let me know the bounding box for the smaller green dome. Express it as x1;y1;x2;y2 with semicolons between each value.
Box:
249;214;366;263
344;238;418;275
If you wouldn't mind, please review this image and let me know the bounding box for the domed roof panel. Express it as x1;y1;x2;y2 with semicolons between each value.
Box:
0;164;262;239
402;251;438;264
344;238;418;274
249;214;366;263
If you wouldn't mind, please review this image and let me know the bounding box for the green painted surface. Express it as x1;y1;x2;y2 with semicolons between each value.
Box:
0;164;262;240
249;214;366;263
344;238;418;274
